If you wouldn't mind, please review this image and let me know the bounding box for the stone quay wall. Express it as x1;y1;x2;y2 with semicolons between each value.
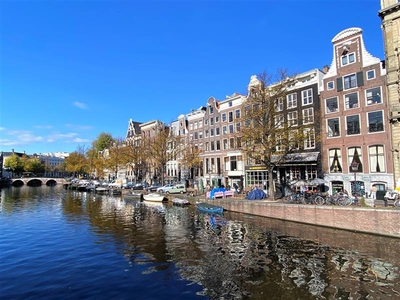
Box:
205;198;400;238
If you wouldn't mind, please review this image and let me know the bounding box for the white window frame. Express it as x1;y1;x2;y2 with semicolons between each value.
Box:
341;52;355;66
301;88;313;106
287;111;298;126
344;73;357;90
367;110;384;133
328;148;342;173
221;113;227;122
326;97;338;113
223;139;228;150
235;109;241;119
344;92;359;110
366;69;375;80
366;87;382;106
287;93;297;109
275;98;284;112
275;114;284;128
369;145;385;173
229;124;234;134
304;128;315;149
327;117;340;138
276;134;283;151
302;108;314;124
327;81;334;90
346;114;361;136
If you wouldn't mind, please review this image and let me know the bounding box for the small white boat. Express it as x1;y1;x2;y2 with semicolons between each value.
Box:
172;198;190;205
95;187;108;194
143;193;166;202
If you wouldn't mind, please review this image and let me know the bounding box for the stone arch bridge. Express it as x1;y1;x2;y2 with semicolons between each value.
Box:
11;177;68;187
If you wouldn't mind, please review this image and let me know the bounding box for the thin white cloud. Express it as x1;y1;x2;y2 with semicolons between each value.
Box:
73;138;91;143
73;101;88;110
0;128;91;152
34;125;53;129
65;124;93;131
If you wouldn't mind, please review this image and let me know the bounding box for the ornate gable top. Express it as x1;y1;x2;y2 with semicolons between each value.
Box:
331;27;362;43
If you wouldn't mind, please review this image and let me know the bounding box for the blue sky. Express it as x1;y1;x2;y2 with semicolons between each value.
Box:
0;0;384;155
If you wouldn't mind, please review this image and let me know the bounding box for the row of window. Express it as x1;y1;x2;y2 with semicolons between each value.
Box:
204;138;241;151
190;123;241;140
325;86;382;113
329;145;386;173
327;110;384;137
275;128;316;151
275;108;315;127
188;110;241;130
205;155;244;173
326;69;375;91
275;88;314;111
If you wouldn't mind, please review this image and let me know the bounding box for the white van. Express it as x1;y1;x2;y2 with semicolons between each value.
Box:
166;184;186;194
109;179;123;189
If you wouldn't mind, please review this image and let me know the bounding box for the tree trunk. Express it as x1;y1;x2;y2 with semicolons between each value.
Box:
268;167;275;201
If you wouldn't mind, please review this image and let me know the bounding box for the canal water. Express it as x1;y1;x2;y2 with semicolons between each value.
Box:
1;186;399;300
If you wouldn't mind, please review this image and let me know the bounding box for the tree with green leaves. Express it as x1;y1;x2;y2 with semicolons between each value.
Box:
64;151;88;177
24;157;45;175
92;132;114;152
4;154;24;177
239;70;316;200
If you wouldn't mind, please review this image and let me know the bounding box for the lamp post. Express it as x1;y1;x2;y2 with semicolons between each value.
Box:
351;161;359;205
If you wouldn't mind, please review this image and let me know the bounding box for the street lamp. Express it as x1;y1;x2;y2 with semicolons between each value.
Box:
351;161;359;205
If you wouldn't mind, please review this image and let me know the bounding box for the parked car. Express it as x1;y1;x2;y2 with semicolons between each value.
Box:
146;183;162;192
156;184;175;193
122;182;135;189
131;183;149;190
166;183;186;194
109;180;123;189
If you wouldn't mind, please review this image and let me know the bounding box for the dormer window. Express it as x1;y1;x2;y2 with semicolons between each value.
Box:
341;53;355;66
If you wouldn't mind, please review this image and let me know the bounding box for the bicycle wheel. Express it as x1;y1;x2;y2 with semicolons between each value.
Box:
314;196;325;205
394;198;400;207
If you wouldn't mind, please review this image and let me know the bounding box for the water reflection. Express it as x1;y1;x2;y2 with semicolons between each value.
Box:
1;187;400;299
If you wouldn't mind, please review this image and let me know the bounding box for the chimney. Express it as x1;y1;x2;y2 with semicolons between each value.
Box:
322;65;329;74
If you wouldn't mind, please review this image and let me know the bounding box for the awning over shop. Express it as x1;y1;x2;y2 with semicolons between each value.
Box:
272;152;319;165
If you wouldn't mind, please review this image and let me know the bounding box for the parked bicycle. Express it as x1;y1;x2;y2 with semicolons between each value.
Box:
327;192;350;206
287;192;305;204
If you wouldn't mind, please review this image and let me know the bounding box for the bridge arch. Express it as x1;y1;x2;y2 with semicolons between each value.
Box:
11;178;67;187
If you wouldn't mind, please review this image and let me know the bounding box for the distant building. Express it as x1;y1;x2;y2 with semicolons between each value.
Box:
1;150;29;178
34;153;66;178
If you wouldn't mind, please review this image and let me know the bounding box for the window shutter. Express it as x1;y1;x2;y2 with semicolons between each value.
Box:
336;78;343;92
356;71;364;87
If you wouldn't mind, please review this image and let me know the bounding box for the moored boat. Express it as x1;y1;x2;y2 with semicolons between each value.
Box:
95;187;108;194
143;193;166;202
124;192;143;201
172;198;190;205
196;202;224;214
